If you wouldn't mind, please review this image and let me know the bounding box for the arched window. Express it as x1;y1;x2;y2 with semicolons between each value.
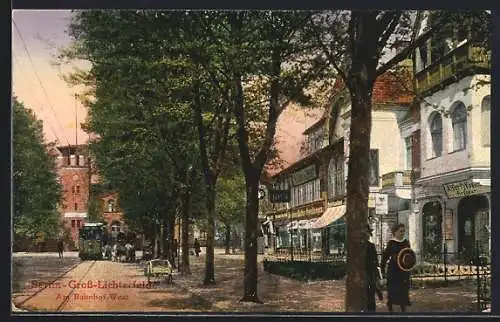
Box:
107;199;115;212
328;158;336;198
482;96;491;147
430;113;443;157
451;102;467;151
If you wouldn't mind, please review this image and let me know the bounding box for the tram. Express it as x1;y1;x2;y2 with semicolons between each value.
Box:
78;222;108;260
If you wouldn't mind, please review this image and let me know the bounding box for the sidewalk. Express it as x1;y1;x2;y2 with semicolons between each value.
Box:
169;250;480;312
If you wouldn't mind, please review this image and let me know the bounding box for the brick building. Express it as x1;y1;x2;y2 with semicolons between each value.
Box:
47;144;126;249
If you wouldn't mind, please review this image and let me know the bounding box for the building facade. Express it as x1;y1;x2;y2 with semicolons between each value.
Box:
261;67;415;256
411;12;491;262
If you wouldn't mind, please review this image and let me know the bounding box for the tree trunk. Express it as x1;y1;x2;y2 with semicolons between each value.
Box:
161;216;168;260
168;214;176;268
181;191;191;275
203;188;216;285
225;224;231;255
241;174;262;303
344;71;374;312
231;228;236;254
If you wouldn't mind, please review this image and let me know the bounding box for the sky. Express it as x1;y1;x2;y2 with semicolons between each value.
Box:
12;10;89;146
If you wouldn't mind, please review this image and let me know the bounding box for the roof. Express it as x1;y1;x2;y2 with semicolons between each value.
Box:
372;66;414;106
263;103;324;178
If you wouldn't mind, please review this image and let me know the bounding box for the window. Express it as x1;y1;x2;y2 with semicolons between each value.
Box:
77;220;81;228
76;185;80;193
482;96;491;146
71;220;76;228
328;158;336;198
335;157;345;195
451;102;467;151
405;136;413;170
72;186;76;193
74;203;78;210
430;113;443;157
107;200;115;212
422;202;443;260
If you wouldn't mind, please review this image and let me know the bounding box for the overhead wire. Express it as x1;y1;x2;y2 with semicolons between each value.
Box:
13;19;73;148
13;54;63;145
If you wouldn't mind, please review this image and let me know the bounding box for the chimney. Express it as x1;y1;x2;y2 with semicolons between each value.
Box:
79;155;85;167
70;155;77;166
56;156;65;168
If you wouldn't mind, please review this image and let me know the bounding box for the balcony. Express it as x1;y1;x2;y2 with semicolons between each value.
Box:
382;170;413;189
415;42;490;96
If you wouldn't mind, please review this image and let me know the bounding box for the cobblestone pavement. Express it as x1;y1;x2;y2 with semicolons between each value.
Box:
11;249;481;313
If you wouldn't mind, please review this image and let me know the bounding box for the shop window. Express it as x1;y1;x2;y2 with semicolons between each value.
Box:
481;96;490;147
430;113;443;157
451;102;467;151
422;202;443;260
328;218;346;254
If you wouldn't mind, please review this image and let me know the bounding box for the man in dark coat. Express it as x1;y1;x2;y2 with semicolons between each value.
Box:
366;224;383;312
57;239;64;259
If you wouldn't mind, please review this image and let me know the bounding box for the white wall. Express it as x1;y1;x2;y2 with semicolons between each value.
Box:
420;75;491;179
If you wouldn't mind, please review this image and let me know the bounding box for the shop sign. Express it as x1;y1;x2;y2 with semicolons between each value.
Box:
328;199;345;208
368;193;376;208
443;180;490;199
375;193;388;215
292;164;317;186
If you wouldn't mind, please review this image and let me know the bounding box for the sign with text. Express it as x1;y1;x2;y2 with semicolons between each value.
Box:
292;164;317;186
375;193;388;215
443;180;490;199
269;189;291;203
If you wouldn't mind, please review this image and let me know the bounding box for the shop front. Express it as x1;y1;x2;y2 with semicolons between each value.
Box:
416;170;490;263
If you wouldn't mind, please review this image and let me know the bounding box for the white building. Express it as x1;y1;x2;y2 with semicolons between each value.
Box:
411;11;491;262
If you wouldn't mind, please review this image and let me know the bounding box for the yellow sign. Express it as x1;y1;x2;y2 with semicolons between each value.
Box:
443;180;490;199
368;193;376;208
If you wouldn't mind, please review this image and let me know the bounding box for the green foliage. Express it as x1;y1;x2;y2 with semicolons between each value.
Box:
216;169;246;229
13;97;62;241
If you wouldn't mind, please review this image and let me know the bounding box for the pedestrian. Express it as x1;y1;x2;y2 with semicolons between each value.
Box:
365;224;383;312
194;238;201;257
381;223;411;313
57;238;64;259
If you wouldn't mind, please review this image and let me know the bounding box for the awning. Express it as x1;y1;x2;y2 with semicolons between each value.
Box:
310;205;345;229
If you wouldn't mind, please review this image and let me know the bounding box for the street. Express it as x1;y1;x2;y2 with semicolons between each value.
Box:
12;249;479;313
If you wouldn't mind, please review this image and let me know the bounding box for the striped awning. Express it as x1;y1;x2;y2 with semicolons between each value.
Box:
310;205;345;229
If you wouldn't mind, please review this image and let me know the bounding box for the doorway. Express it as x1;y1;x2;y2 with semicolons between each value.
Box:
457;195;490;260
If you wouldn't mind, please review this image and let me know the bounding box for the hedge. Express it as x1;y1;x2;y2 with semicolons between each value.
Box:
263;259;346;281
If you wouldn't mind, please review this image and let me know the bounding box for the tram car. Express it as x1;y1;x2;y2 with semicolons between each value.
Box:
78;222;108;260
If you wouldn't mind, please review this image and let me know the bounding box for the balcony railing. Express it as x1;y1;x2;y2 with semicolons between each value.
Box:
415;42;490;95
381;170;413;189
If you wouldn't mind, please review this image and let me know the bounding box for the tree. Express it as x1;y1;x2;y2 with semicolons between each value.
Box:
216;170;246;254
310;9;491;311
58;10;205;265
13;96;62;246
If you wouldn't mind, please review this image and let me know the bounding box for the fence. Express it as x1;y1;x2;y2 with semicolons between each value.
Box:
265;242;491;312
